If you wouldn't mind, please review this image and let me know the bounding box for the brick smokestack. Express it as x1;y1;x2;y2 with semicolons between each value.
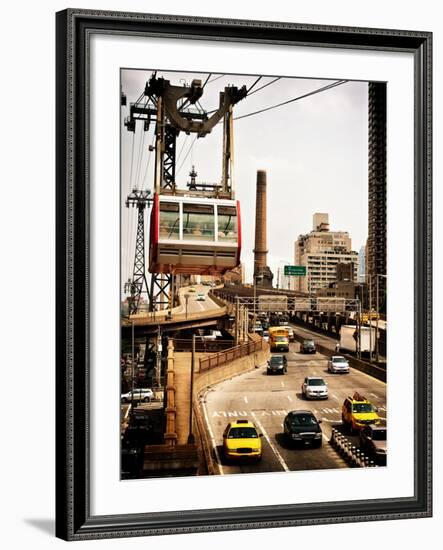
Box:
253;170;273;288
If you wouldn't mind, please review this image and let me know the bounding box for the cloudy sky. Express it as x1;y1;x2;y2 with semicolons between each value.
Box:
121;69;368;287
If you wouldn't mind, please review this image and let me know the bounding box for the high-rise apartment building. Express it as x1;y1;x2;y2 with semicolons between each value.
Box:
367;82;386;281
294;213;358;294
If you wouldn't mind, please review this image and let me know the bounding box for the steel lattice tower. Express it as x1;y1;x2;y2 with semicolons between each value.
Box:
125;189;151;314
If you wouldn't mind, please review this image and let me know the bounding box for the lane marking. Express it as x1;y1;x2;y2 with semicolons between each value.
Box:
250;412;289;472
370;393;379;399
124;405;131;419
287;395;293;402
281;381;285;387
244;396;248;404
201;398;224;475
332;394;339;400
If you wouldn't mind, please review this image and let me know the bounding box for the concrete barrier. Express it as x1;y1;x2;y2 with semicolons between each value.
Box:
194;347;269;397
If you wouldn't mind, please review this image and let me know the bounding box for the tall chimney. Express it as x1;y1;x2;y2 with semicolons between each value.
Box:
253;170;274;288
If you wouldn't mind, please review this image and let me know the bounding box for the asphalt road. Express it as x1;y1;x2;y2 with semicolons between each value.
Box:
178;284;222;315
201;339;387;476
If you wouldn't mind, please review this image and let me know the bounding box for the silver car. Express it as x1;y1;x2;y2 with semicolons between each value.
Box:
328;355;350;374
121;388;153;403
302;377;328;400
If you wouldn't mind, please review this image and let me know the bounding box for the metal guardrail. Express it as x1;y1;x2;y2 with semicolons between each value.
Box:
329;428;377;468
173;338;235;352
199;339;265;371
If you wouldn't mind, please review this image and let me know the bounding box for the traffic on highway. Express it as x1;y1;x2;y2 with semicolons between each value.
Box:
201;326;387;475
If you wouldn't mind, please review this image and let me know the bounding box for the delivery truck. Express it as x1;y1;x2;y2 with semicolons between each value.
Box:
339;325;377;354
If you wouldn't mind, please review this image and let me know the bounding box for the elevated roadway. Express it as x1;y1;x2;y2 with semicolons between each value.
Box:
121;284;227;336
201;339;386;475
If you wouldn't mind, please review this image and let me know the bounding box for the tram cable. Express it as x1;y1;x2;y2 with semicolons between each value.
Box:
246;76;262;95
235;80;348;121
246;76;281;96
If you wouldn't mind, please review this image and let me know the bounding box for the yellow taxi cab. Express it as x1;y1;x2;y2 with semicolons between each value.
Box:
222;419;262;461
342;392;381;433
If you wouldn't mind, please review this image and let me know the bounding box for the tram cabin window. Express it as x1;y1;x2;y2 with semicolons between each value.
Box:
217;205;237;242
159;202;179;239
183;203;214;241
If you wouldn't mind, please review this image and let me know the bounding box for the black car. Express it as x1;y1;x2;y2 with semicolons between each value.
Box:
283;410;323;447
359;425;387;465
301;339;316;354
267;354;288;375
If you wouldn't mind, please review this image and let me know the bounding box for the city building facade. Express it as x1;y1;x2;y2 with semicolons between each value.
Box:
366;82;386;282
294;213;359;294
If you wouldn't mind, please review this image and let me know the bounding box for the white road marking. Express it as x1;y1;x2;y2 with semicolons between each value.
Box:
287;395;293;402
250;412;289;472
201;399;224;475
124;405;131;419
281;381;285;387
332;394;339;400
244;396;248;404
370;393;379;399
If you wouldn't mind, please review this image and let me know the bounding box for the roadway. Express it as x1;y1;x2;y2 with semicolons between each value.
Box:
201;338;387;476
177;284;222;316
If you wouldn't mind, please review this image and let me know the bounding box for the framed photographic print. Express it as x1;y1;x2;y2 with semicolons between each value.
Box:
55;9;432;541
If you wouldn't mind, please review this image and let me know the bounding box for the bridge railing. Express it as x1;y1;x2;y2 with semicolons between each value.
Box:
199;339;265;372
173;338;234;353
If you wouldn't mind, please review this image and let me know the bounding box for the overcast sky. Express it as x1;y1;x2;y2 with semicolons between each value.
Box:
121;69;368;288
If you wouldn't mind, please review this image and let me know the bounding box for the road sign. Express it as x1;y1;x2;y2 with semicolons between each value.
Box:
284;265;306;276
316;297;346;313
258;295;288;312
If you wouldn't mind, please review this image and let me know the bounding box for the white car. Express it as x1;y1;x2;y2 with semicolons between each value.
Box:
328;355;350;374
302;377;328;400
196;293;206;301
121;388;153;403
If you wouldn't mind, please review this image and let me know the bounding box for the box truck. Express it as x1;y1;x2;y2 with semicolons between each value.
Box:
339;325;377;354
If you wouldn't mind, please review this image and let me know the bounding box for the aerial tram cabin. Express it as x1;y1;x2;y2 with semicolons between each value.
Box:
149;194;241;275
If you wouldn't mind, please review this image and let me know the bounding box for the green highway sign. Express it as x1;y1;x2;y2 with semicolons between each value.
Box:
284;265;306;276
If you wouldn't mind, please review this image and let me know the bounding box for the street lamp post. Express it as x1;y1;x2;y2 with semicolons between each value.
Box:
130;320;135;415
368;274;373;364
184;293;190;319
187;334;196;444
375;274;387;363
253;272;257;335
357;297;362;360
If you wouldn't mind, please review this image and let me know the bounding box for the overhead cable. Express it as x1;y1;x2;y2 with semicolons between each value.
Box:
235;80;348;121
246;76;281;96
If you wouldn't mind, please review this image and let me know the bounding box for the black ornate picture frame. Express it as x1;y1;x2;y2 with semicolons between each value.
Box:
55;9;432;541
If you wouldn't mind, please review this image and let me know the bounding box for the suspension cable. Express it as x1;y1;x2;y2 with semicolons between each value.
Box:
247;76;281;96
235;80;348;121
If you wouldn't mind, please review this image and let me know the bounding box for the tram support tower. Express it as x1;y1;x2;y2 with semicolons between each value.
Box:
125;189;151;314
124;73;247;303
